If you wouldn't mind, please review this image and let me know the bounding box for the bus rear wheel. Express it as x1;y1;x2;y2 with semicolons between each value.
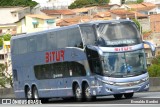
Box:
25;87;32;100
32;86;39;100
74;84;82;101
124;93;134;99
84;84;95;101
113;94;123;99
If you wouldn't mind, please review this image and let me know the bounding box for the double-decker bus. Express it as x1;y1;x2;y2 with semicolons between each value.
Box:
11;19;155;101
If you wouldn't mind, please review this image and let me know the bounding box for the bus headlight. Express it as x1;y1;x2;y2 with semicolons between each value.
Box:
103;81;114;85
91;80;96;86
142;76;149;82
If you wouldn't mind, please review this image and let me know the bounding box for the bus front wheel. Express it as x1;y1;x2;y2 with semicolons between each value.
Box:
124;93;134;99
113;94;123;99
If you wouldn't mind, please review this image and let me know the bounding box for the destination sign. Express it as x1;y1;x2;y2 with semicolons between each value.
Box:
106;39;137;45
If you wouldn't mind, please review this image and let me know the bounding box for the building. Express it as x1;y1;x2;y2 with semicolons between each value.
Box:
0;24;16;36
57;16;90;26
0;7;31;35
121;2;158;15
0;41;11;65
41;9;76;19
25;14;57;33
150;14;160;33
109;9;148;19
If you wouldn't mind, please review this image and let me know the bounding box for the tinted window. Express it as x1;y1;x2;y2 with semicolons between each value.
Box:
97;22;141;46
18;39;28;54
13;69;18;81
68;28;83;48
37;34;47;51
12;40;19;55
86;48;103;75
28;37;36;52
34;62;86;80
48;32;57;50
80;26;96;45
57;30;68;48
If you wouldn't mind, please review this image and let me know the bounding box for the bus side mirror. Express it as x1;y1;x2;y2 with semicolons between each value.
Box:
143;40;156;57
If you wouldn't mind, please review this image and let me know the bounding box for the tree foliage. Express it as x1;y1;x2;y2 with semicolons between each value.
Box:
148;64;160;77
151;55;160;65
0;34;12;47
137;0;144;3
148;55;160;77
132;19;141;32
126;0;144;4
69;0;110;9
0;64;13;88
0;0;38;7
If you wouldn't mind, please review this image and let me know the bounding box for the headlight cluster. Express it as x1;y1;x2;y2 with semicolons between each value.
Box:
141;76;149;82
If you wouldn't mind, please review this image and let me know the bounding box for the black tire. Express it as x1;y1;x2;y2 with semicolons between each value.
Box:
84;84;96;101
74;84;82;101
32;86;48;103
124;93;134;99
25;87;32;100
113;94;123;99
32;86;39;100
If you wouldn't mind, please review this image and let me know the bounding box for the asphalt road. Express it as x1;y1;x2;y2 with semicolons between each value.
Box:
0;92;160;107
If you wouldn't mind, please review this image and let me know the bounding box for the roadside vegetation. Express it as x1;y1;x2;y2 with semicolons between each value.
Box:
0;64;13;88
0;34;12;47
148;55;160;77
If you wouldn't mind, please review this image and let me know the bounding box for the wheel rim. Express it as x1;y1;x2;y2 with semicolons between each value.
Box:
75;87;81;98
34;89;39;99
85;87;91;98
27;89;32;99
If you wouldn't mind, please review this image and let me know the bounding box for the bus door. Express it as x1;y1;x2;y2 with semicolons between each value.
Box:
85;47;103;75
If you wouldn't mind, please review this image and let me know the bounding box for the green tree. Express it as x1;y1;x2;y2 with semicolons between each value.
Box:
151;55;160;65
97;0;110;4
0;64;13;88
137;0;144;3
68;0;110;9
0;0;38;7
148;64;160;77
132;19;141;31
0;34;12;47
147;55;160;77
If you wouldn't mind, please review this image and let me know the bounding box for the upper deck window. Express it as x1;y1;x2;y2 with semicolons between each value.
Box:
98;22;141;40
97;22;141;46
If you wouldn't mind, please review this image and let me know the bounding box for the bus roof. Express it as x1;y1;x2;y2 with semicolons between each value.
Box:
79;19;134;26
11;24;80;40
11;19;133;40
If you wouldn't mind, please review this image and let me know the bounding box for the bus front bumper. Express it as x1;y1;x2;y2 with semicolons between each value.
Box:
90;80;149;96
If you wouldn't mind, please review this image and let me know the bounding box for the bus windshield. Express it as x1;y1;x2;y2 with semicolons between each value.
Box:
97;22;141;46
103;49;147;77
